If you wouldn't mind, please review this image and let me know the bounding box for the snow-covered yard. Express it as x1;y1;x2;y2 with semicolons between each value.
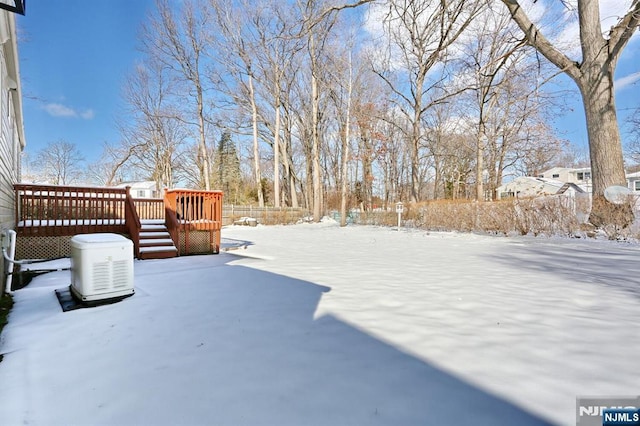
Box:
1;221;639;425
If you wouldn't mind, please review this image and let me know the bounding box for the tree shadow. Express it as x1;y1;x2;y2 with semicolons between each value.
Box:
0;252;556;426
488;238;640;299
220;237;254;251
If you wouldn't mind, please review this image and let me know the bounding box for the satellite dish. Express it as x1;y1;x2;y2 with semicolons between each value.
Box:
604;185;631;204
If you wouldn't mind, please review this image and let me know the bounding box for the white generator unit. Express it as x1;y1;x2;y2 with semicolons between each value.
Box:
70;233;134;303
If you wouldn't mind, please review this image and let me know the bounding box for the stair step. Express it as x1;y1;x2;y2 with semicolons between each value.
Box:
140;238;175;246
136;220;177;259
139;231;171;238
139;249;178;260
140;245;178;253
141;224;168;231
141;219;165;225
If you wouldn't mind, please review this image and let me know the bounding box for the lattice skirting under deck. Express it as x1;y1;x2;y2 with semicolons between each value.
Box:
16;231;218;260
16;235;75;260
178;230;218;255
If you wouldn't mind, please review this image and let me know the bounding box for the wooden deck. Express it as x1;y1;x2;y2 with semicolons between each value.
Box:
14;184;223;259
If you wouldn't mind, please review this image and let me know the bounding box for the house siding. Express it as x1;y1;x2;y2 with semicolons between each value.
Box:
0;10;25;292
114;181;160;199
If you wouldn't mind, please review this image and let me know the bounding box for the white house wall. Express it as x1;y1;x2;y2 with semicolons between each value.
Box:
626;172;640;193
496;177;564;200
114;181;159;199
0;10;25;285
538;168;571;182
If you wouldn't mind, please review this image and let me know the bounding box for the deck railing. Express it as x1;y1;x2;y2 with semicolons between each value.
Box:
125;189;142;258
14;184;129;236
14;183;224;256
164;188;224;253
133;198;164;220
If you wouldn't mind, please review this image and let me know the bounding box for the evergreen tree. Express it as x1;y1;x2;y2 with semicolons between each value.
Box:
213;132;241;202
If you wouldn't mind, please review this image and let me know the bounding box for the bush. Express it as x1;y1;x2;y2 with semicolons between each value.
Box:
350;195;640;240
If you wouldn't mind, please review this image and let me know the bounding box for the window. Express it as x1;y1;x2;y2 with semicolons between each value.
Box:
137;190;145;198
635;181;640;191
577;172;591;181
552;174;559;178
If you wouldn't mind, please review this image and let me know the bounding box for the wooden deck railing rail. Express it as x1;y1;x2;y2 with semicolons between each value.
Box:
133;198;164;220
14;184;129;236
164;188;224;253
14;184;224;257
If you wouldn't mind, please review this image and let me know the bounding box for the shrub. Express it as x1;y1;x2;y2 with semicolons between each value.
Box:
350;195;639;239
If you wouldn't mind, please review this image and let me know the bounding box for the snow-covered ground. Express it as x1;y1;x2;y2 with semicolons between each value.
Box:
1;220;639;425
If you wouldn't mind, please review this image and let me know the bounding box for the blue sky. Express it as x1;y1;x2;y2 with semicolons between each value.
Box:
15;1;640;166
17;0;156;164
557;48;640;154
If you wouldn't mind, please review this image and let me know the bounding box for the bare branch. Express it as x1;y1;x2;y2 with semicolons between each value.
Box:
499;0;580;81
608;0;640;64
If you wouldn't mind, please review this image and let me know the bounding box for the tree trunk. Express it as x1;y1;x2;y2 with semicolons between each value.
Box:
311;53;322;222
476;134;484;201
284;132;299;208
410;112;421;202
579;73;631;227
340;124;350;226
500;0;640;229
273;101;282;208
340;55;352;227
248;73;264;207
197;88;211;191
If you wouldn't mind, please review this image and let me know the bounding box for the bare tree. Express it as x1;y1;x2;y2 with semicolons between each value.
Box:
500;0;640;226
626;107;640;164
88;141;137;186
33;140;85;185
301;0;333;221
248;1;306;208
423;102;475;199
337;48;354;226
294;0;375;221
516;132;572;177
114;57;190;193
212;0;269;207
372;0;484;202
375;105;411;204
455;4;531;200
142;0;214;190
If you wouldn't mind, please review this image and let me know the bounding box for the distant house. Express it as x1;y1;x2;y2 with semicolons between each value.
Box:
539;167;640;194
498;166;640;200
113;181;160;199
537;167;592;188
0;8;26;292
626;172;640;193
496;177;567;200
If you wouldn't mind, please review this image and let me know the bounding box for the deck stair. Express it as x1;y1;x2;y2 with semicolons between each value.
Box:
14;184;223;260
138;219;178;260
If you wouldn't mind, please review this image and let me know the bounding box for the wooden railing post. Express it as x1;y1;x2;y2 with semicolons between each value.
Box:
164;188;179;255
214;192;222;252
124;186;141;258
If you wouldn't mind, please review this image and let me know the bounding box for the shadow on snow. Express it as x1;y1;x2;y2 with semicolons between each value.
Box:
1;249;554;426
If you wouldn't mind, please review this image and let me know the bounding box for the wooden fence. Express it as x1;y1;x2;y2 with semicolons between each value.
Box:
223;205;310;225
